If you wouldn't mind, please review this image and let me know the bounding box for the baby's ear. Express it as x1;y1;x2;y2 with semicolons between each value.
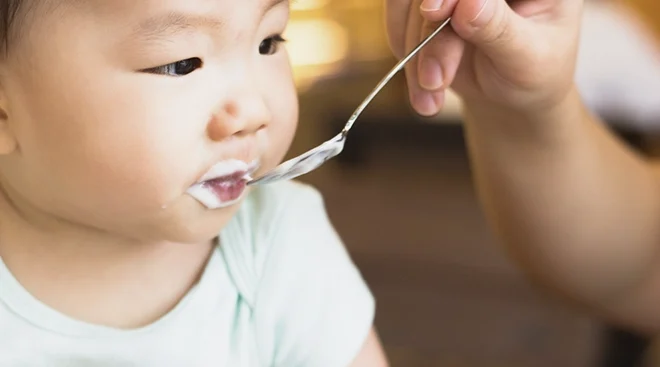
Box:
0;80;17;155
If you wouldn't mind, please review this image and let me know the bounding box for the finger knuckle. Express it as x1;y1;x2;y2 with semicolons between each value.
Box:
481;12;514;46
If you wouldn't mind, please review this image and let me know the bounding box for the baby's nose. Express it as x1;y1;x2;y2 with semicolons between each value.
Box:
207;90;270;141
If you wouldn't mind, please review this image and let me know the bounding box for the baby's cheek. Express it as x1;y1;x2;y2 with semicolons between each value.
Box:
88;154;188;213
269;94;299;164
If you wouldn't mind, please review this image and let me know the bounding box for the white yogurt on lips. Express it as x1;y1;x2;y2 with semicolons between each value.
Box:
187;159;259;209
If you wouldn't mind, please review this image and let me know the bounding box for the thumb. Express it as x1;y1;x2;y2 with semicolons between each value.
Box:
455;0;529;60
424;0;531;62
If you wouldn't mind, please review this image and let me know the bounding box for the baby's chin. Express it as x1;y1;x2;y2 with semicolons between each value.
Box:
182;195;248;242
122;194;245;245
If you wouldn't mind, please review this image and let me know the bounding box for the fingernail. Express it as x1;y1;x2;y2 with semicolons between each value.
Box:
419;57;444;91
470;0;493;26
420;0;443;12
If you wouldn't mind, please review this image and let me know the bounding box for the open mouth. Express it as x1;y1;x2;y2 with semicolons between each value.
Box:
187;159;259;209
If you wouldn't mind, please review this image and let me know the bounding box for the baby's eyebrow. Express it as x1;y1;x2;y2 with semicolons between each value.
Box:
132;0;289;42
132;12;224;42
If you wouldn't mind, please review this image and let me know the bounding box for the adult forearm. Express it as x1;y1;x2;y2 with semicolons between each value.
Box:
462;87;660;311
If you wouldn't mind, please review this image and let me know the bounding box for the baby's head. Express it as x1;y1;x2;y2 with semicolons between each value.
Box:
0;0;298;243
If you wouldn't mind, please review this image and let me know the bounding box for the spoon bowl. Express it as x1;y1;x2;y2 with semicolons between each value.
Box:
248;132;346;186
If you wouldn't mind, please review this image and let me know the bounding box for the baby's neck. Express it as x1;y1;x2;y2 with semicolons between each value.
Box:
0;193;215;329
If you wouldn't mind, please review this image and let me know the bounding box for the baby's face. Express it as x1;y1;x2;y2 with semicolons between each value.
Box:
0;0;297;242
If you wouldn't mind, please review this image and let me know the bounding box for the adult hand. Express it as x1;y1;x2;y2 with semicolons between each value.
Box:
385;0;584;116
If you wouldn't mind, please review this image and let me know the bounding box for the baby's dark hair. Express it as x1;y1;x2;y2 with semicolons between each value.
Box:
1;0;21;55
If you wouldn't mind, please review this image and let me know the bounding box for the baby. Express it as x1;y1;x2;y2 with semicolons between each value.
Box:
0;0;388;365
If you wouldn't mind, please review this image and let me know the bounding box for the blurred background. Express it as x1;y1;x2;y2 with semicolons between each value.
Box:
284;0;660;366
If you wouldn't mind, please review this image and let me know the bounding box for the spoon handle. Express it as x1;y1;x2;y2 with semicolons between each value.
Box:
341;17;452;135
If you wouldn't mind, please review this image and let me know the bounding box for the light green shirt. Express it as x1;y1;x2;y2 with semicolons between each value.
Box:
0;181;375;366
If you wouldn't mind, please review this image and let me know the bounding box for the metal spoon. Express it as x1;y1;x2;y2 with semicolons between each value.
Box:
248;17;452;186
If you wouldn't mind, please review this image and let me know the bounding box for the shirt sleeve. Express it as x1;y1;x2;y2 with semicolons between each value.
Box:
251;182;376;367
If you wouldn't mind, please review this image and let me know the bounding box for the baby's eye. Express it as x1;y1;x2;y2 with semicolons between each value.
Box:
144;57;203;76
259;35;286;56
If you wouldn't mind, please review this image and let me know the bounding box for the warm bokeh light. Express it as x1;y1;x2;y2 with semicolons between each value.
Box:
285;20;348;68
285;19;349;90
291;0;331;11
287;0;464;118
